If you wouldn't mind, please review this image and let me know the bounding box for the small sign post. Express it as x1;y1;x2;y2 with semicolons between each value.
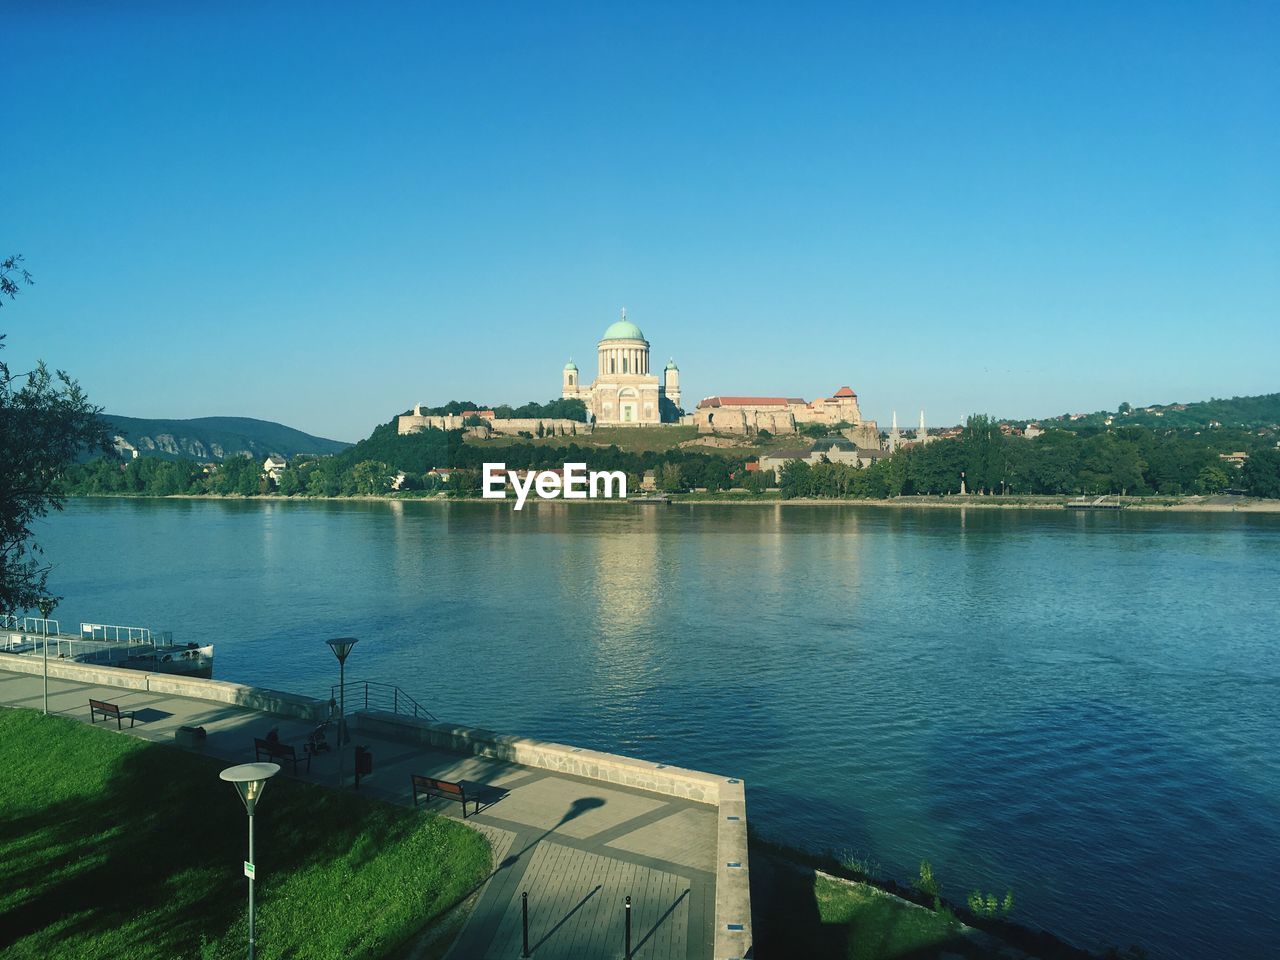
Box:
244;861;255;879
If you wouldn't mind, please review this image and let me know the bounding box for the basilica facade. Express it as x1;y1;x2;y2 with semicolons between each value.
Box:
562;311;682;425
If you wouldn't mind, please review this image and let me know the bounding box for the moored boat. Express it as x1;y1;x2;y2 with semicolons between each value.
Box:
0;617;214;678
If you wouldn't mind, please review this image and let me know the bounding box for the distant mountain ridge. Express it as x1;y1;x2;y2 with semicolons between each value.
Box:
104;415;350;462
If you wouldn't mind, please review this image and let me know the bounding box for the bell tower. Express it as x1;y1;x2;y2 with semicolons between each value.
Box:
663;358;681;414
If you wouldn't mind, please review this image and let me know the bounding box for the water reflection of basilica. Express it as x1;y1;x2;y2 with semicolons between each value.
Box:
585;508;664;646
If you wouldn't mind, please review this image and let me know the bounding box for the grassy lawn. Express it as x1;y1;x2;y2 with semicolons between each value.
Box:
462;424;861;459
813;874;979;960
588;424;699;451
752;854;1007;960
463;424;699;453
751;843;1095;960
0;709;490;960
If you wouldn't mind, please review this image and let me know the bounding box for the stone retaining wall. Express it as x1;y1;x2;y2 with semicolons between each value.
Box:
0;652;327;721
398;413;591;437
354;709;754;958
356;709;722;802
715;776;752;960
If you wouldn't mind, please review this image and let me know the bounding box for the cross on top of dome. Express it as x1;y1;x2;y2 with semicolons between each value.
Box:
601;308;646;342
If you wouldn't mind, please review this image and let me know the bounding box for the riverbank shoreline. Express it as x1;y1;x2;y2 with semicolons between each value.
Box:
749;833;1099;960
65;492;1280;512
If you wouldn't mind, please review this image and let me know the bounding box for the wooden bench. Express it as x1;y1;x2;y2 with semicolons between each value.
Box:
254;737;311;774
89;698;135;729
411;774;474;818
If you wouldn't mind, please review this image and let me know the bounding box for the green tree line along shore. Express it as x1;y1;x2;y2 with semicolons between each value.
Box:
58;412;1280;501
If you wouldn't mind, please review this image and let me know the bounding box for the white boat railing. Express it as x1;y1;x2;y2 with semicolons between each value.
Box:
80;623;152;644
57;639;159;663
2;634;209;665
23;617;60;636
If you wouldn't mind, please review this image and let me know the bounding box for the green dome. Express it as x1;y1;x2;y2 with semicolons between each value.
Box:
601;319;646;341
564;360;578;371
665;359;678;371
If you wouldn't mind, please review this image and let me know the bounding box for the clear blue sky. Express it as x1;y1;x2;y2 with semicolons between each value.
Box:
5;2;1277;441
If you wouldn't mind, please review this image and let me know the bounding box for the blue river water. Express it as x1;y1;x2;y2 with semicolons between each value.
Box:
32;498;1280;959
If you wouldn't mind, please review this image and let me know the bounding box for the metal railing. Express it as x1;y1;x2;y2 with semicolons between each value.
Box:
0;616;61;636
57;638;164;664
2;634;42;654
81;623;152;644
331;680;438;722
1;634;210;666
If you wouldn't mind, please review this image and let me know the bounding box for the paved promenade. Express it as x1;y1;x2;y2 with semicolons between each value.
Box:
0;668;718;960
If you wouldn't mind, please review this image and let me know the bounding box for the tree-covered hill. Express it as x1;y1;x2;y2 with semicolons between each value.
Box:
1039;393;1280;432
60;411;1280;499
104;415;350;461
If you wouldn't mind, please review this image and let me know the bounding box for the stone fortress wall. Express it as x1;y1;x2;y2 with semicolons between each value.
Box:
397;409;591;438
840;423;883;448
478;418;588;437
693;386;879;441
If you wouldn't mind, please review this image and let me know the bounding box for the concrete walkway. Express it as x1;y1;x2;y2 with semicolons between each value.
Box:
0;669;717;960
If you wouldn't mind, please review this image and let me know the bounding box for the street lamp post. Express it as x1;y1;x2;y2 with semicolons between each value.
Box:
325;637;359;786
220;762;280;960
36;597;57;716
